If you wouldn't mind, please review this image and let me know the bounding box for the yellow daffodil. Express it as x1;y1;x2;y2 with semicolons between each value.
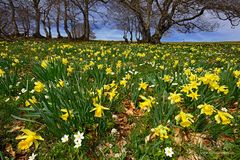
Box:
200;72;220;85
16;129;44;150
184;69;192;76
120;79;127;87
60;109;74;121
106;67;112;75
189;81;201;89
175;110;194;127
233;70;240;78
197;103;215;116
62;58;68;65
139;81;148;90
217;85;229;95
168;92;182;104
139;95;155;112
237;79;240;88
67;65;74;76
125;73;131;80
0;68;5;77
151;125;170;140
188;74;198;81
196;67;203;73
116;60;122;68
56;79;64;88
97;64;103;70
90;102;110;118
25;96;37;107
162;75;172;83
106;88;118;101
41;60;48;69
215;110;233;125
181;84;191;94
187;90;200;101
34;81;45;93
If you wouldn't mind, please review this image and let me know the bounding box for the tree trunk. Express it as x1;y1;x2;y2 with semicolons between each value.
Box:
64;0;72;39
151;32;162;44
130;31;133;42
82;5;90;40
47;16;52;38
141;27;151;42
56;3;62;38
42;19;49;38
33;0;43;38
8;0;19;36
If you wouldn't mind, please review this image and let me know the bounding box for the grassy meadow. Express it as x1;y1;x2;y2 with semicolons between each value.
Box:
0;40;240;160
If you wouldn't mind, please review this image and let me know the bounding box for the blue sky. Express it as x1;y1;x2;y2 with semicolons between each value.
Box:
94;20;240;42
48;19;240;42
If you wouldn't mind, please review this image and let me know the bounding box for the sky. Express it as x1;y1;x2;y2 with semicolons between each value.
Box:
94;20;240;42
48;19;240;42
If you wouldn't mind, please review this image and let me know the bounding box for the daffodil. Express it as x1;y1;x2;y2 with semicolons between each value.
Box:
120;79;127;87
187;90;200;101
25;96;37;107
139;95;155;112
168;92;182;104
106;67;113;75
62;58;68;65
151;124;170;140
188;74;198;81
67;65;74;76
0;68;5;77
34;81;45;93
60;109;74;121
217;85;229;95
97;64;103;70
237;79;240;88
139;81;148;90
162;75;172;83
215;110;233;125
56;79;64;87
106;88;118;101
16;129;44;150
197;103;215;116
41;60;48;69
233;70;240;78
125;73;131;80
189;81;201;89
181;84;191;94
175;110;194;127
90;102;110;118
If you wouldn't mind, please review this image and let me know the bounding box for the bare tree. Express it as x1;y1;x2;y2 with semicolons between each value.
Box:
42;0;54;38
109;0;240;43
53;0;63;38
30;0;43;38
8;0;20;36
63;0;72;39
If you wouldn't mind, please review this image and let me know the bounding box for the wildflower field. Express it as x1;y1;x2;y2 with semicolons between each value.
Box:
0;40;240;160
